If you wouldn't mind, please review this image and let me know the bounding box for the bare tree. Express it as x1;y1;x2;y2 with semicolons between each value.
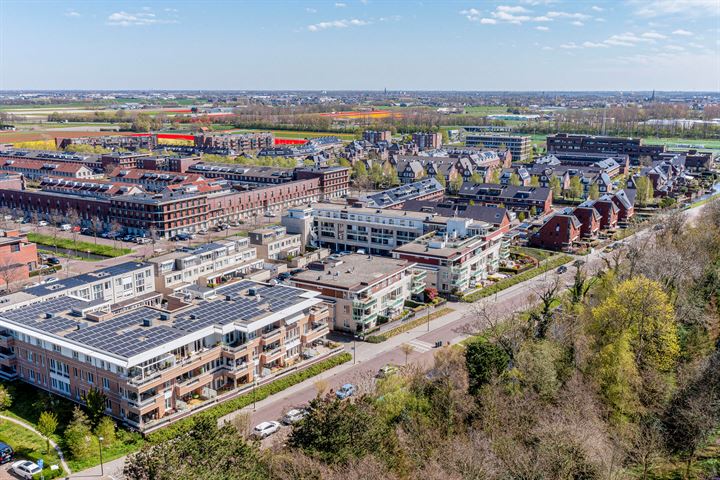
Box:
109;221;123;248
91;216;103;245
0;257;23;293
530;276;561;339
66;208;81;245
400;343;414;365
0;207;11;230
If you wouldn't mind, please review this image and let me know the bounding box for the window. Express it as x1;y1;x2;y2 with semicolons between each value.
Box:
102;377;110;390
87;372;94;384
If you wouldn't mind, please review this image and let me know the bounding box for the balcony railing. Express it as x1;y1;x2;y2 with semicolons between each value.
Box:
261;329;282;341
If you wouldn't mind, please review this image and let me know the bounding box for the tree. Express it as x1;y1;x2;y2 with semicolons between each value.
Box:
287;394;394;466
488;168;501;184
635;176;654;206
37;411;58;454
82;387;108;428
434;171;447;189
109;221;123;248
569;177;583;200
450;175;463;193
65;406;93;460
0;384;12;410
66;208;81;244
124;415;267;480
400;343;414;365
509;173;521;186
569;264;599;304
549;176;562;198
95;416;116;447
470;172;484;184
465;337;510;394
91;216;103;244
530;175;540;187
588;183;600;200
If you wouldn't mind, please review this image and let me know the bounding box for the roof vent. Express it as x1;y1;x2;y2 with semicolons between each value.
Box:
142;318;154;327
248;288;257;296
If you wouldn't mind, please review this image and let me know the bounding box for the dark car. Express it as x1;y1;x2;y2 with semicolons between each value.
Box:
556;265;567;274
47;257;61;265
0;441;13;464
277;272;291;281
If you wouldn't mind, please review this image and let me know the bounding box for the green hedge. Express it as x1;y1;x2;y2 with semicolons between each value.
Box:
29;265;61;277
364;307;455;343
27;233;132;258
462;255;573;303
146;352;352;444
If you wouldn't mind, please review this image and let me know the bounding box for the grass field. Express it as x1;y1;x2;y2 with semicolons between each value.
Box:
232;128;358;141
0;419;65;478
464;106;512;115
27;233;132;258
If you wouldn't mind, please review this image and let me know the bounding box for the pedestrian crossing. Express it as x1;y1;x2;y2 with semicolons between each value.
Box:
406;339;434;353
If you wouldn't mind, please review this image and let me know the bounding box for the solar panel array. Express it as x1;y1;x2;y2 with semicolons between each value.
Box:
3;297;85;334
66;307;186;358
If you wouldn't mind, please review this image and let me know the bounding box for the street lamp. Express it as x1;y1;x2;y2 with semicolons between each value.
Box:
98;436;104;477
252;377;258;411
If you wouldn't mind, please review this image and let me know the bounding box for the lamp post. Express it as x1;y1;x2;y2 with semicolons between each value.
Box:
426;303;431;332
252;377;257;411
98;436;104;477
353;336;357;365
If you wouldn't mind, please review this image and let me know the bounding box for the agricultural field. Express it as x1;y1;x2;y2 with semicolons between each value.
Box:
463;105;512;115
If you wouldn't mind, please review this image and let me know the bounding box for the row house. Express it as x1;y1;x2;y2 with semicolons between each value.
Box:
457;183;553;215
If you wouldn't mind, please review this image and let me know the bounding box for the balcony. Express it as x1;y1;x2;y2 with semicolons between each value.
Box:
221;342;249;360
385;296;404;310
0;352;16;367
260;346;284;364
260;329;282;346
352;296;377;309
309;305;329;322
302;323;329;344
0;333;13;349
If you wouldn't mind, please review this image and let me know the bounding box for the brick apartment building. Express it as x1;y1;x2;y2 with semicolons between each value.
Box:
463;130;532;162
0;229;38;291
412;132;443;151
0;262;330;431
294;167;351;200
0;158;99;180
529;210;582;251
362;130;392;144
194;133;274;154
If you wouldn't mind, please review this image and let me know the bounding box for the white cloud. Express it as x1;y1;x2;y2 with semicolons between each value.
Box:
334;2;347;7
687;41;705;48
164;8;178;13
306;7;317;13
307;18;369;31
642;31;667;39
571;21;584;26
595;17;606;22
480;18;498;24
666;44;685;51
582;41;608;48
560;42;580;49
107;10;178;26
604;32;654;47
459;8;482;21
496;5;529;14
672;29;693;36
591;5;603;12
631;0;719;17
546;11;590;20
535;25;549;31
65;10;80;17
542;46;553;50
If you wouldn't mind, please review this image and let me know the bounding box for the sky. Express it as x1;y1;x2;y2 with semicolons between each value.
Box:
0;0;719;91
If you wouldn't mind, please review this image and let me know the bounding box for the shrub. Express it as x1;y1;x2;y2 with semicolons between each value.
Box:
27;233;132;257
363;308;455;343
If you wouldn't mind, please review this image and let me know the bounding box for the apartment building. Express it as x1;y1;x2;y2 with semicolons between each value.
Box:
0;277;329;431
187;164;295;185
109;168;207;192
412;132;442;151
362;130;392;144
546;133;666;162
297;203;431;255
249;226;301;260
392;218;502;294
458;183;553;215
100;153;151;171
148;239;263;293
194;132;274;154
359;177;445;209
463;130;532;162
0;229;38;291
529;210;582;251
0;149;101;170
294;167;351;200
0;158;99;180
290;254;419;333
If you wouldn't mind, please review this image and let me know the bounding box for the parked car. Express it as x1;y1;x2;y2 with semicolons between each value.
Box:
556;266;568;274
281;408;307;425
0;441;13;464
290;269;304;275
277;272;291;281
376;364;399;379
59;224;71;231
136;237;151;244
264;211;276;218
3;215;12;221
356;248;366;255
11;460;41;479
336;383;356;399
173;233;191;241
37;221;48;227
23;282;41;290
47;257;61;265
252;421;281;439
44;277;59;284
198;229;208;235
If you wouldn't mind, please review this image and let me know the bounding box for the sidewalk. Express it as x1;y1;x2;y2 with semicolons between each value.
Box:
0;414;70;475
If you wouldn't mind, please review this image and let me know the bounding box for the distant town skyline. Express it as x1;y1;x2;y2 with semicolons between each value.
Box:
1;0;718;91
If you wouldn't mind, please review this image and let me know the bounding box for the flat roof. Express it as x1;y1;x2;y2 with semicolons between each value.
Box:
22;262;150;297
291;254;413;292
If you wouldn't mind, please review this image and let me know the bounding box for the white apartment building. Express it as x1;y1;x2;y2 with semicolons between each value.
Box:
249;226;302;260
148;238;263;293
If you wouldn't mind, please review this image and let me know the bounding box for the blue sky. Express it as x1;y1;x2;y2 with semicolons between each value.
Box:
0;0;718;91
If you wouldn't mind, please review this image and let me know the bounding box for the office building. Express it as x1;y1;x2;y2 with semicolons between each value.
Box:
463;130;532;162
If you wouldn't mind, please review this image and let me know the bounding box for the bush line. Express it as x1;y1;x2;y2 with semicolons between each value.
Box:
145;352;352;444
462;255;573;303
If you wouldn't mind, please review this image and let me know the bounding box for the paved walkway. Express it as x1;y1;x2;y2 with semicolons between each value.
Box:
0;414;71;475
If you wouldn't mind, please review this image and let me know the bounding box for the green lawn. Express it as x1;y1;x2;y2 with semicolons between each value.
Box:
464;106;512;115
511;246;555;263
27;233;132;258
0;419;65;478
